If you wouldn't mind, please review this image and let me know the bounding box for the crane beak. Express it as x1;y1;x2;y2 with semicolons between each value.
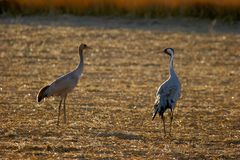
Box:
86;46;92;49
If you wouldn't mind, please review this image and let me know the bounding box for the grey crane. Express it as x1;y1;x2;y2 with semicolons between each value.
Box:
152;48;181;135
37;43;91;125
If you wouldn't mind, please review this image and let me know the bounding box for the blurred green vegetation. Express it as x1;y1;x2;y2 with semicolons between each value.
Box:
1;0;240;22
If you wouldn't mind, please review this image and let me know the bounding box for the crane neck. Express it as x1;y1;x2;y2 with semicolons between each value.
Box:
76;49;84;75
169;55;175;77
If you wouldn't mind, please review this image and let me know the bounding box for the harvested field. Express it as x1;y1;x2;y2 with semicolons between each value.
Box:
0;16;240;159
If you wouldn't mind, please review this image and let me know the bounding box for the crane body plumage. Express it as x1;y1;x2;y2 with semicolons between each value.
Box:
37;43;90;125
43;68;81;98
152;48;181;135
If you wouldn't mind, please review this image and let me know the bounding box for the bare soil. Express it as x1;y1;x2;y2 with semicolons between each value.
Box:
0;16;240;159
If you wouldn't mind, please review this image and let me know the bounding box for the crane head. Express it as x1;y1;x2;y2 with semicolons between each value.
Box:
79;43;91;51
163;48;174;56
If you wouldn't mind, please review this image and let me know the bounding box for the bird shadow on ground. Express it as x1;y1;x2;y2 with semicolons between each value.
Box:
96;131;145;141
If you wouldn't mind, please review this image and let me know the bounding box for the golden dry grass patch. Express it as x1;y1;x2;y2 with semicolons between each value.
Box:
0;17;240;159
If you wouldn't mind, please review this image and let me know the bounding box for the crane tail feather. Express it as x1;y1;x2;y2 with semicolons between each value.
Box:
37;85;50;102
152;96;160;120
152;105;160;120
152;110;158;120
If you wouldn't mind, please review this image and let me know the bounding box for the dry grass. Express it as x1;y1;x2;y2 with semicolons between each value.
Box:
0;16;240;159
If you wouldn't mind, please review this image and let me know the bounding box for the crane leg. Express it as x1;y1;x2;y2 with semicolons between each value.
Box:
160;114;166;136
169;108;174;135
63;95;67;123
57;98;63;125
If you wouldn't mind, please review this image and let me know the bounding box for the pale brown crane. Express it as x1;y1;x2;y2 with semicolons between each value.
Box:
37;43;91;125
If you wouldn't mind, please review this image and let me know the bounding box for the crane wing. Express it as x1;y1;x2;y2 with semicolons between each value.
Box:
153;84;180;119
157;84;180;104
166;85;180;101
47;72;79;97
